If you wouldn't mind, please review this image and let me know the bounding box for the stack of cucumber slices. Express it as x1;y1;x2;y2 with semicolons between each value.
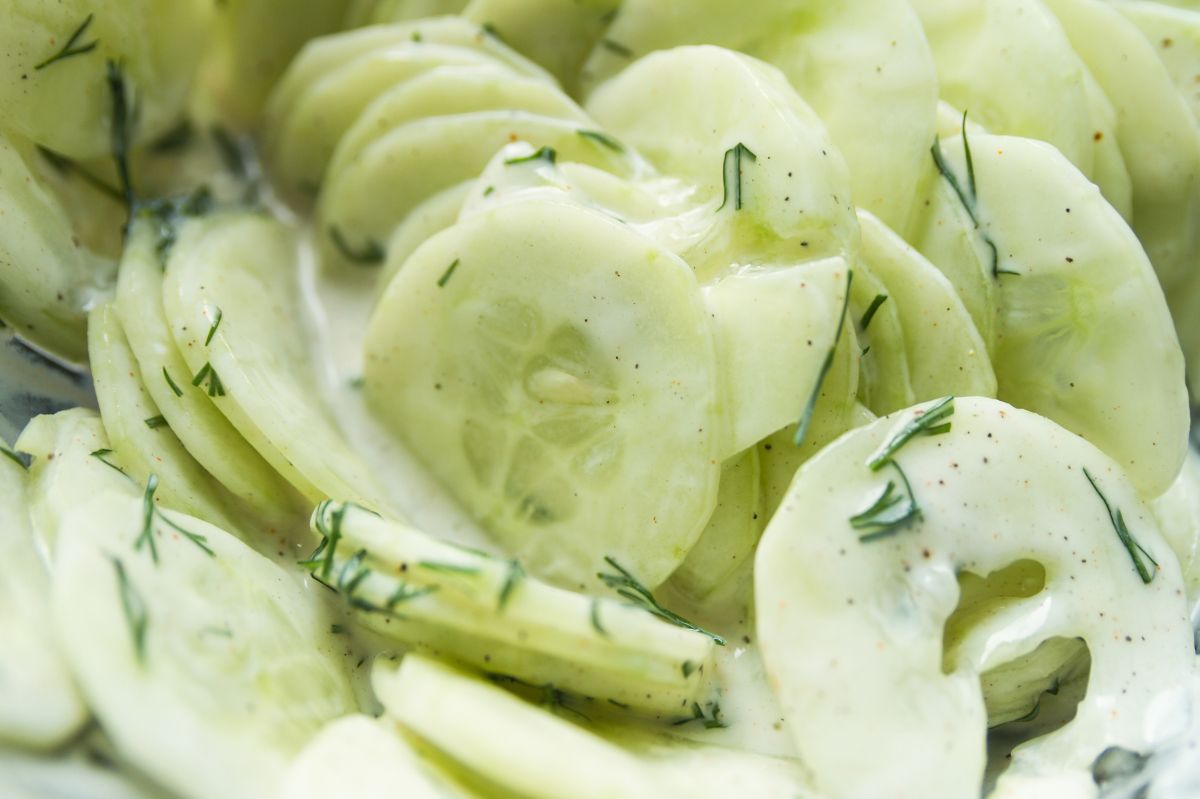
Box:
2;1;1200;798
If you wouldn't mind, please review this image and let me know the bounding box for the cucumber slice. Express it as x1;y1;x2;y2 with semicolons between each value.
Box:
52;489;357;799
937;133;1188;497
0;0;212;158
702;256;854;457
302;501;718;715
581;0;939;237
162;211;396;514
329;63;588;189
267;43;509;195
849;261;915;416
319;111;635;272
377;180;472;294
910;0;1127;205
0;435;87;750
856;209;997;401
365;199;719;587
0;132;113;363
116;217;306;528
668;448;764;600
585;46;856;270
755;396;1193;797
281;715;479;799
1153;449;1200;599
1116;0;1200;123
89;300;250;538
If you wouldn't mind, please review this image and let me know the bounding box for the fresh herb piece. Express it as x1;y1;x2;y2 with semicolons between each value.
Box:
328;225;384;266
960;109;978;203
718;142;757;211
330;624;347;635
110;557;148;663
600;38;633;58
437;258;460;288
577;129;624;153
480;22;505;42
302;500;348;579
681;660;697;678
859;294;888;332
104;59;134;211
1083;467;1158;583
136;474;214;561
90;448;126;475
590;598;608;636
1091;746;1151;787
209;126;246;177
497;558;524;611
204;307;223;346
143;415;167;430
850;460;922;542
607;698;629;709
931;137;975;227
34;14;99;71
417;560;480;575
794;269;853;446
672;701;727;729
598;556;725;645
162;367;184;397
387;582;438;609
866;396;954;470
483;185;495;197
36;146;123;202
150;119;193;153
504;146;557;166
1;446;26;470
191;362;225;397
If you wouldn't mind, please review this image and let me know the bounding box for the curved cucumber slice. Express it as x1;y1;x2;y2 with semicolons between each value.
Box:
702;256;853;457
320;111;635;271
669;448;764;600
857;209;997;401
89;300;250;538
377;179;473;294
585;46;856;270
305;501;717;716
365;199;719;587
162;211;396;514
116;217;306;527
1116;1;1200;123
755;397;1193;797
52;490;357;799
0;132;112;363
939;133;1188;497
0;438;87;750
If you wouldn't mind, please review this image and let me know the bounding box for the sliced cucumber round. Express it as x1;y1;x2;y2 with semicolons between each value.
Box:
364;198;719;587
755;396;1193;797
939;133;1188;497
377;179;472;295
585;46;856;270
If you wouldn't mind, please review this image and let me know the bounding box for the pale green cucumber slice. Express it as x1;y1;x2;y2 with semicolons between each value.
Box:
377;180;473;294
267;15;553;148
329;63;589;187
0;435;87;750
364;199;719;587
937;133;1188;497
0;0;211;158
52;491;357;799
849;261;915;416
89;300;250;538
281;715;482;799
702;256;853;457
755;396;1193;798
856;209;997;401
910;0;1128;206
162;211;396;514
585;46;856;271
0;132;113;363
669;447;764;600
375;654;816;799
116;216;306;528
266;43;507;195
461;0;620;93
319;111;635;272
1116;0;1200;123
305;501;718;716
581;1;938;237
1153;449;1200;599
1044;0;1200;297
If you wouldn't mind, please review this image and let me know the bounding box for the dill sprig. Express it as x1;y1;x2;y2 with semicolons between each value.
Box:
672;701;727;729
162;367;184;397
143;415;167;429
859;294;888;332
90;448;126;475
36;146;123;202
418;560;480;575
104;59;135;212
504;146;557;166
1;445;26;470
136;474;214;561
866;396;954;470
577;129;624;153
209;126;246;177
204;307;223;346
497;558;524;611
110;556;148;663
718;142;757;211
1083;467;1158;583
589;598;607;636
794;269;853;447
328;225;385;266
600;39;633;58
597;556;725;645
34;14;99;71
301;499;347;579
850;460;922;542
191;362;225;397
437;258;460;288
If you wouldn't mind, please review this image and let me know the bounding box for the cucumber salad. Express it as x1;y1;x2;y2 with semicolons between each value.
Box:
2;1;1200;797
